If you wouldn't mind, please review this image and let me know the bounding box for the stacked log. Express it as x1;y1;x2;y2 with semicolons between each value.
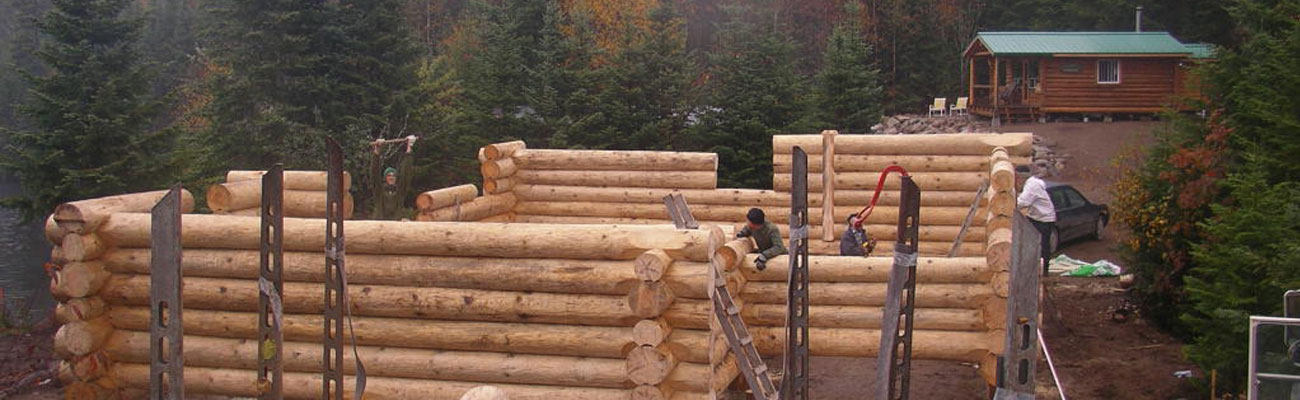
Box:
45;204;736;399
46;190;196;395
207;170;353;218
414;184;515;222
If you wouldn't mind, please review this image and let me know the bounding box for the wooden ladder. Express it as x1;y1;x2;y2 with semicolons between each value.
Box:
711;264;779;400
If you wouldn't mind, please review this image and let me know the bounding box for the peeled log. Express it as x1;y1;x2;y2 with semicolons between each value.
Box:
53;190;195;234
626;346;677;386
111;364;629;400
103;248;721;299
774;171;988;192
772;133;1034;156
53;317;113;357
635;249;673;282
740;281;994;308
70;352;111;382
512;184;982;208
225;170;351;191
101;274;642;327
63;381;113;400
462;386;510;400
56;297;108;324
750;327;998;362
108;306;710;364
483;140;526;160
45;215;65;244
740;255;990;284
207;180;354;217
742;304;985;331
629;281;676;318
774;154;1030;173
481;158;518;179
514;149;717;172
714;239;753;271
97;213;719;261
985;228;1013;272
514;202;983;227
105;330;633;389
515;170;716;190
421;193;516;222
61;233;105;262
484;177;516;194
990;159;1015;194
633;319;673;347
417;184;481;211
50;262;110;298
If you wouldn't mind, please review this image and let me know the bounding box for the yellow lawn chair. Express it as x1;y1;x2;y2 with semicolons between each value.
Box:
949;97;969;116
928;97;947;117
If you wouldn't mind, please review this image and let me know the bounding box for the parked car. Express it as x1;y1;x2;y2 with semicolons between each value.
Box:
1045;182;1109;252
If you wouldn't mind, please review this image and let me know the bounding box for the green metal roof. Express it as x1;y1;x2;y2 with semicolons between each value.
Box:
1184;43;1216;59
969;32;1193;56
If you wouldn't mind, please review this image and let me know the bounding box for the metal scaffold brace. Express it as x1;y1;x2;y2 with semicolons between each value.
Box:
150;185;185;400
783;147;812;400
259;165;285;400
865;166;920;400
323;138;366;400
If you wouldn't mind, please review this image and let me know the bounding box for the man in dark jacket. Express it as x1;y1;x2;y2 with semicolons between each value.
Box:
839;214;876;256
370;136;416;220
736;208;786;270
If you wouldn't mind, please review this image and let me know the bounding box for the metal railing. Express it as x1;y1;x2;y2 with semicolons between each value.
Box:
1248;315;1300;399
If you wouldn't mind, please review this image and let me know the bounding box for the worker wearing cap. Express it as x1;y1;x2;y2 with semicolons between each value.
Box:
1016;163;1056;273
736;208;786;270
370;137;416;220
839;214;876;256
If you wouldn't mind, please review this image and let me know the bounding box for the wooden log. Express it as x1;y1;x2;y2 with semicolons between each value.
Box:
103;248;721;299
713;239;753;272
512;184;982;208
481;158;518;179
421;193;516;222
774;154;1031;173
629;281;675;319
101;274;644;327
53;190;195;234
742;304;985;331
50;245;66;265
633;319;673;347
774;171;988;192
55;297;108;324
982;298;1008;331
514;170;716;190
626;346;677;386
514;149;717;171
461;386;510;400
986;228;1013;272
478;213;514;223
61;233;105;262
771;133;1034;156
635;249;673;282
98;213;719;261
631;385;671;400
483;177;516;194
514;202;983;227
990;159;1015;195
775;223;987;244
750;327;999;362
740;281;994;308
50;262;110;298
45;215;66;245
415;184;479;211
108;306;709;364
803;240;984;257
225;170;351;191
105;330;633;389
483;140;526;160
63;381;112;400
822;130;837;241
111;364;629;400
740;255;990;283
69;352;111;382
208;180;354;217
53;317;112;357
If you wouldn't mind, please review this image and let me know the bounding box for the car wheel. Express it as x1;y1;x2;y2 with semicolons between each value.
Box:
1091;217;1106;241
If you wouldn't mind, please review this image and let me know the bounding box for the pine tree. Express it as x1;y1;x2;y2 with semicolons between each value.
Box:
695;3;807;188
811;8;882;134
595;2;695;150
1;0;174;221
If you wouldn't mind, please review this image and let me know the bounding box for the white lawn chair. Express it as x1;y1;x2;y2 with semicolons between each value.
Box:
950;97;969;116
928;98;947;117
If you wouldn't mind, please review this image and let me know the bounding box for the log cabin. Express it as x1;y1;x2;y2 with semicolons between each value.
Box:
963;32;1213;120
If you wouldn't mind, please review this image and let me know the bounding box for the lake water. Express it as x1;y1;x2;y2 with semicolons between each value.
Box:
0;178;54;324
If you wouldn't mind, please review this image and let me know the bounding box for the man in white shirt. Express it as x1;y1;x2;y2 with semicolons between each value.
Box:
1016;164;1056;273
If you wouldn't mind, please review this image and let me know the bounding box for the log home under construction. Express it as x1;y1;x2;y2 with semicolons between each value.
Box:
45;132;1039;399
963;31;1213;120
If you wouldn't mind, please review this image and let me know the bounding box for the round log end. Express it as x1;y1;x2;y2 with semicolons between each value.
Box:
45;214;67;245
635;250;673;282
633;319;672;347
484;140;525;160
53;318;112;357
62;234;106;262
629;281;676;319
626;345;678;386
205;183;235;212
991;271;1011;298
71;351;111;382
982;298;1008;331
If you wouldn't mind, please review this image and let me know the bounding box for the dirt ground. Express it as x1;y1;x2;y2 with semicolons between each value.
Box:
0;120;1200;399
0;315;60;399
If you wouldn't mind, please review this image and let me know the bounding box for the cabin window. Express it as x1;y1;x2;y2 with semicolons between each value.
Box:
1097;59;1121;84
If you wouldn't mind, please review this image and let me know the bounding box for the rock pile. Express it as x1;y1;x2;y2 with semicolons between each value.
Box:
870;114;994;135
1032;135;1067;177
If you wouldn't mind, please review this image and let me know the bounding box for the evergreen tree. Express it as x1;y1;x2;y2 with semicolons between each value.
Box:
811;8;882;134
595;2;695;150
694;3;807;188
1;0;174;221
0;0;51;131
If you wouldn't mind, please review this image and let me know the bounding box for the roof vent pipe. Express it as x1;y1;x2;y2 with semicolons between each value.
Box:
1135;6;1143;32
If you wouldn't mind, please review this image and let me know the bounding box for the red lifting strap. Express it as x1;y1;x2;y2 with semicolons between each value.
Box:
852;165;910;229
